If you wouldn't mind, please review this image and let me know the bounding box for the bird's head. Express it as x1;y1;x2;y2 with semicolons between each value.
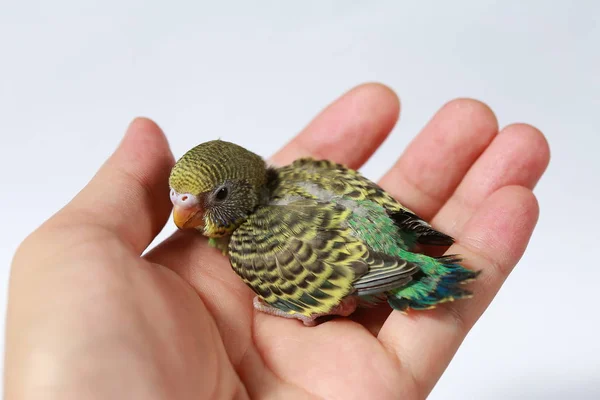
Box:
168;140;268;237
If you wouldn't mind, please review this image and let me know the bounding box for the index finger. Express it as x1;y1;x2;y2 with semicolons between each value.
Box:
270;83;400;168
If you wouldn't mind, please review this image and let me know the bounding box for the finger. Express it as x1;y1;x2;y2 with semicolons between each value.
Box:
433;123;550;236
351;99;498;334
356;122;549;334
270;82;400;168
54;118;175;254
378;99;498;221
378;185;539;397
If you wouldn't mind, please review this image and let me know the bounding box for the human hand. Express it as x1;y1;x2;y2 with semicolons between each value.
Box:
5;83;549;399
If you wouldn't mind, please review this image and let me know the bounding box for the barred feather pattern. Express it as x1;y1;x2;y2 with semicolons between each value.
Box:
228;199;419;316
169;140;267;196
227;158;477;318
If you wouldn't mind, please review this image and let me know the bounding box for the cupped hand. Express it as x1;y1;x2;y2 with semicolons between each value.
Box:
5;84;550;400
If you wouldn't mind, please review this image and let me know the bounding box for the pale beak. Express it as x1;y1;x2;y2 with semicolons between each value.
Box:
170;189;205;230
173;204;205;229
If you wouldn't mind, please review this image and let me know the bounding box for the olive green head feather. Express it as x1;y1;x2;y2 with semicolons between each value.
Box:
169;140;267;237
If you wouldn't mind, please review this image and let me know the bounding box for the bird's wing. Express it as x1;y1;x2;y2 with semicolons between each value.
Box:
273;158;454;249
228;199;418;317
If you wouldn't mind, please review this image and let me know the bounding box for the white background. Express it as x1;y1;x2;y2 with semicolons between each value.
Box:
1;1;599;398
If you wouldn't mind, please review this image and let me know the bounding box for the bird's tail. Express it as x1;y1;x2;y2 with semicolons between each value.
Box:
387;255;480;312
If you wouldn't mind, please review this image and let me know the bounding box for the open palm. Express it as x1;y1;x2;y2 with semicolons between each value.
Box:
5;84;549;399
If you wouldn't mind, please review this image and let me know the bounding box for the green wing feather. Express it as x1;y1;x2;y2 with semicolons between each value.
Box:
228;199;418;317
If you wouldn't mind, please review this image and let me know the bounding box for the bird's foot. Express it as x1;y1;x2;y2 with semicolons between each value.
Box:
252;296;358;326
252;296;319;326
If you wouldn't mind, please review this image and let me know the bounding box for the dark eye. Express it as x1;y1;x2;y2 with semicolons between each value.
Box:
215;186;228;201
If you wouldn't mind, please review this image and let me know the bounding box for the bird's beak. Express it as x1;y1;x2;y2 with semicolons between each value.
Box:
173;205;205;230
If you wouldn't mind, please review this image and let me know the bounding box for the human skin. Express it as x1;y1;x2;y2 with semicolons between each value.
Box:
4;83;550;399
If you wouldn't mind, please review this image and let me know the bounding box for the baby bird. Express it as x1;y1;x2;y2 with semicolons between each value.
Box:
168;140;479;326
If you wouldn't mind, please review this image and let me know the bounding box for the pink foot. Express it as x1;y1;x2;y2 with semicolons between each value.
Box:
252;296;318;326
252;296;358;326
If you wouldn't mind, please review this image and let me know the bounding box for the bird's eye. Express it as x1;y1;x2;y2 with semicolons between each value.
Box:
215;186;228;201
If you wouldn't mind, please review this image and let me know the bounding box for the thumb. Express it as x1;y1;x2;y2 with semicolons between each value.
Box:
56;117;175;254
